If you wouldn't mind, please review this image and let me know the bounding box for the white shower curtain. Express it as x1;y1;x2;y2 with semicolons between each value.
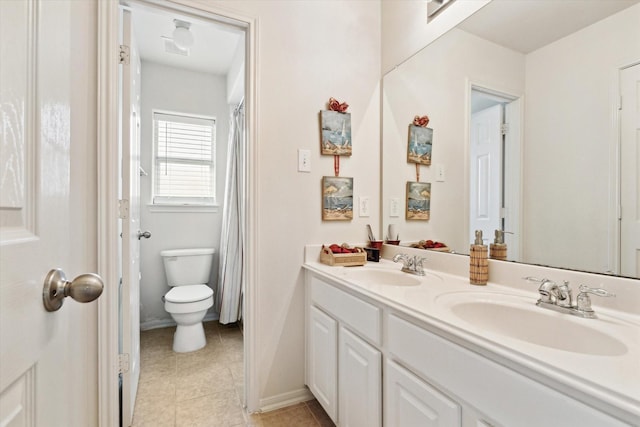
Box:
216;100;244;324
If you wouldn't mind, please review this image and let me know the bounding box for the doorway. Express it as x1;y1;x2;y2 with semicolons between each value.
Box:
105;1;255;425
468;86;522;259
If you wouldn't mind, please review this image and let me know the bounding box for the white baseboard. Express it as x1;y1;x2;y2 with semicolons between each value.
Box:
140;312;219;331
258;387;314;414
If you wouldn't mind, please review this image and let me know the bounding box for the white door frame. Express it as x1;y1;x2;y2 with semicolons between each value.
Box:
97;0;259;423
464;81;523;259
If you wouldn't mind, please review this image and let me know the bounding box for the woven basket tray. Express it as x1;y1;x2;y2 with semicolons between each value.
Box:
319;245;367;267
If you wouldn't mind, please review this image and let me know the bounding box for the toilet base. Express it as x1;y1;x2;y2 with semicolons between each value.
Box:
173;322;206;353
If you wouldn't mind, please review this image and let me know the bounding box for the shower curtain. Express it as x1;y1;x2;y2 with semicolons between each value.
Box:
216;100;244;324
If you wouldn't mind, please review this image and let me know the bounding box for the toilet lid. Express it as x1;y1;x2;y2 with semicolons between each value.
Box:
165;285;213;303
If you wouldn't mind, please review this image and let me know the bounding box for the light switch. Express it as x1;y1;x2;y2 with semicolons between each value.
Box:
436;164;445;182
298;149;311;172
390;198;400;217
359;196;370;217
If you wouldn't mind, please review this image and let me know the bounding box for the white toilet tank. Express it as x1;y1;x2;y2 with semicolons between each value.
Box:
161;248;215;286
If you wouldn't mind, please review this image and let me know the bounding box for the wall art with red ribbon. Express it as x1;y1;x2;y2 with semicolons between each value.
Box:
320;98;353;220
406;115;432;220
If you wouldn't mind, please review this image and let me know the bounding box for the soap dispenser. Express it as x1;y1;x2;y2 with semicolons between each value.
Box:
470;230;488;286
490;229;507;261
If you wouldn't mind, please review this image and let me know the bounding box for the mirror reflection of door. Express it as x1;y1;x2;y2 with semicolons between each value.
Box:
469;88;521;258
620;63;640;277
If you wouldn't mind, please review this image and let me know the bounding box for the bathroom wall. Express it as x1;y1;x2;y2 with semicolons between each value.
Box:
523;3;640;272
139;61;230;329
192;0;384;407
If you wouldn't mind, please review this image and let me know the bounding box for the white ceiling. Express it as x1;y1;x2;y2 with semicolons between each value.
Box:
129;3;244;75
458;0;639;54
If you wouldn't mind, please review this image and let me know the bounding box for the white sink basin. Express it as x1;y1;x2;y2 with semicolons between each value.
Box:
437;292;628;356
340;268;422;286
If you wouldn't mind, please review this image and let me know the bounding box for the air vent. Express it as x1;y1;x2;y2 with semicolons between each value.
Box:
164;39;189;56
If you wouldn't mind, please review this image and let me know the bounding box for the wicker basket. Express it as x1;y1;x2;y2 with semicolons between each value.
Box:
319;245;367;267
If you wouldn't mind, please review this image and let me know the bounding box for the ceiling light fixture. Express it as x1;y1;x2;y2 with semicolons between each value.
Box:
172;19;194;49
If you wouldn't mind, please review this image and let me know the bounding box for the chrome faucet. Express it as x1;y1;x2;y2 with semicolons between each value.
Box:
393;253;426;276
523;277;615;319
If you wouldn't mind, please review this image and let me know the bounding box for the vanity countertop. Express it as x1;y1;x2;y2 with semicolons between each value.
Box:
303;255;640;424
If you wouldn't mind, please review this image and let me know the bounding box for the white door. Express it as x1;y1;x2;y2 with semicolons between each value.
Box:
470;104;503;244
338;327;381;427
307;306;338;422
0;1;97;425
620;63;640;277
120;8;142;426
384;360;461;427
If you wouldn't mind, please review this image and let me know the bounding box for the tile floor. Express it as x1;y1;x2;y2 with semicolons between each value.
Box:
133;321;335;427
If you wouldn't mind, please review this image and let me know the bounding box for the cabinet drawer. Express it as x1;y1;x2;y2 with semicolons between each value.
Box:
388;314;627;427
310;276;381;345
385;359;461;427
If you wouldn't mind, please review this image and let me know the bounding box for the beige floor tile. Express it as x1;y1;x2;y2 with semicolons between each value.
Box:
137;373;176;401
176;363;236;402
252;403;319;427
176;391;246;427
132;395;176;427
305;400;335;427
137;323;330;426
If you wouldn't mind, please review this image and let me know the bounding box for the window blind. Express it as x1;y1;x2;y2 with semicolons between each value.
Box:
153;112;216;204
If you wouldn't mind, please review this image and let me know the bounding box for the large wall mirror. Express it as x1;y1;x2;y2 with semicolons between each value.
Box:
382;0;640;278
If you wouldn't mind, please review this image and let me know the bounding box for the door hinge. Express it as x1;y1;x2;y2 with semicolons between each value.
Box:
119;45;130;65
500;123;509;135
618;95;623;111
119;353;130;374
118;199;130;219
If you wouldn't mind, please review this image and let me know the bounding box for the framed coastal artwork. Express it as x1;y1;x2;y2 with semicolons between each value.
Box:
322;176;353;221
320;110;352;156
406;181;431;220
407;124;433;166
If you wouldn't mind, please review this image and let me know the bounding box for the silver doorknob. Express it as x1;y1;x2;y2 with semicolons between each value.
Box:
42;269;104;312
137;230;151;240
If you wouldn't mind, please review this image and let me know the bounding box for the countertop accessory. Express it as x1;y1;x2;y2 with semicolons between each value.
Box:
490;229;507;261
320;245;366;267
469;230;488;285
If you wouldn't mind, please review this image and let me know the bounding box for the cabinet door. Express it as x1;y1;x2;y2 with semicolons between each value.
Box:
308;306;338;422
339;327;382;427
385;360;461;427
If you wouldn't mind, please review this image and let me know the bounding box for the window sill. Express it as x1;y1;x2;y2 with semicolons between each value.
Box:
147;203;220;213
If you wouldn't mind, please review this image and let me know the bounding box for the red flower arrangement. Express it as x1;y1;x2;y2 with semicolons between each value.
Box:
328;97;349;113
413;115;430;127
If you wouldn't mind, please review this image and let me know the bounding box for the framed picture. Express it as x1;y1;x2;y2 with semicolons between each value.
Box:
322;176;353;221
407;125;433;165
406;181;431;220
321;110;352;156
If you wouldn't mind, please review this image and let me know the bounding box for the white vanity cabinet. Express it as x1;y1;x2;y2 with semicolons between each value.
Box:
306;275;382;426
305;269;632;427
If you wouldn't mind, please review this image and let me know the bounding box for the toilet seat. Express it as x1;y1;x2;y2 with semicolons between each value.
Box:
165;284;213;303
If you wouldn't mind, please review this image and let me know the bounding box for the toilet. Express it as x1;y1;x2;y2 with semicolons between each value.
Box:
161;248;215;353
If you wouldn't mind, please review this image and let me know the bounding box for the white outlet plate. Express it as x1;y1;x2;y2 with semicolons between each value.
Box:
390;198;400;217
359;196;370;217
436;164;445;182
298;149;311;172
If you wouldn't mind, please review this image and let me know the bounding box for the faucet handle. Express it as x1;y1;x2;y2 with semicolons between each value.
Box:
522;276;554;285
576;285;615;313
578;285;615;298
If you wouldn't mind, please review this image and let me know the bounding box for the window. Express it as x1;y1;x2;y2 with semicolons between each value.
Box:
152;112;216;205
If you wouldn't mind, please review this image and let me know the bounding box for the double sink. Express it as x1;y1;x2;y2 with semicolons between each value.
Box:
336;264;633;357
